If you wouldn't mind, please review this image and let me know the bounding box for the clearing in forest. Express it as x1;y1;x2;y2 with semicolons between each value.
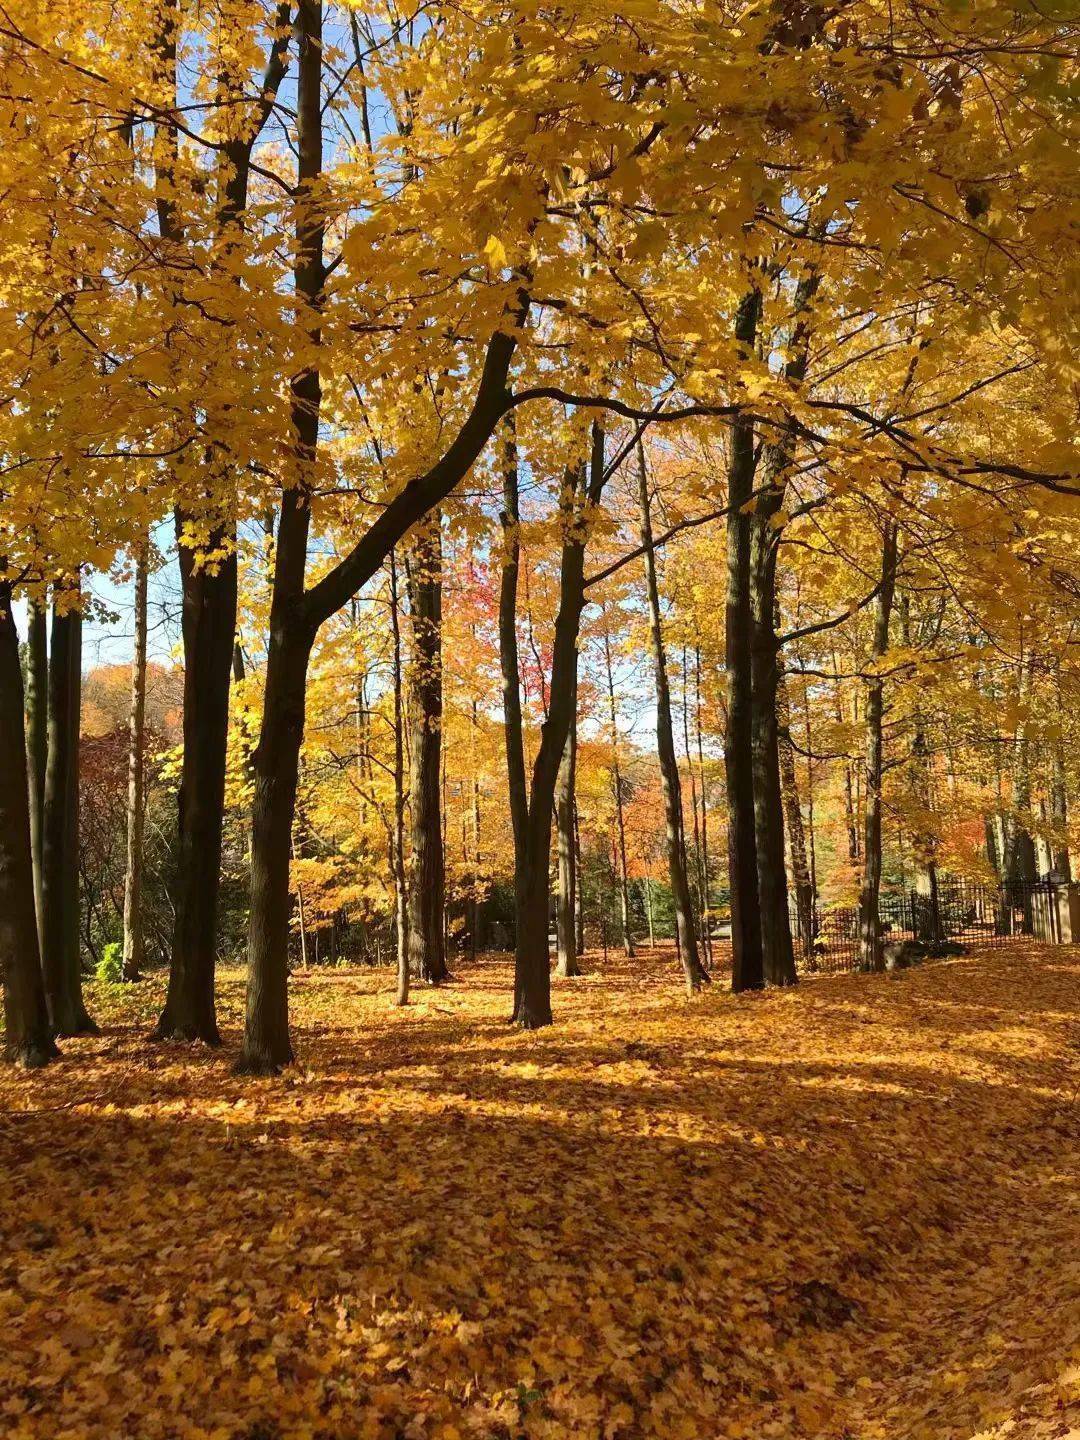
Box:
1;945;1078;1440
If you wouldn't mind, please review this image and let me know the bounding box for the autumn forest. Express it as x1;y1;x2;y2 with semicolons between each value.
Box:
1;1;1078;1436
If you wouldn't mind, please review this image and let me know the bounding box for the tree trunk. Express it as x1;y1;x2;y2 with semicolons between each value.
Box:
858;521;898;972
153;535;236;1042
42;589;95;1035
406;514;447;984
122;536;149;981
555;676;580;977
0;583;58;1066
900;595;946;946
692;638;713;968
470;691;482;960
237;596;312;1071
1051;670;1071;881
745;268;819;985
25;597;48;958
637;438;707;994
390;549;410;1004
497;417;537;1009
573;798;585;955
681;645;711;969
238;0;323;1069
836;663;860;867
777;669;814;965
749;477;796;987
603;625;634;956
724;289;765;993
511;427;607;1025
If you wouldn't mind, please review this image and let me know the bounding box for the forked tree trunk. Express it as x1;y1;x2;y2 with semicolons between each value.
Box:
1;583;58;1066
555;678;580;977
637;439;707;994
153;535;236;1042
406;514;447;984
25;597;48;957
42;590;95;1036
122;537;149;981
724;289;764;993
858;521;898;972
509;427;607;1026
746;268;818;985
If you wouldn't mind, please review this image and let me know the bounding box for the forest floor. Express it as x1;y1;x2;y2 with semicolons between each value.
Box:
1;945;1078;1440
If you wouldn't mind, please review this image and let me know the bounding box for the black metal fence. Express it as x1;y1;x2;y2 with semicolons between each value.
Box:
793;877;1078;973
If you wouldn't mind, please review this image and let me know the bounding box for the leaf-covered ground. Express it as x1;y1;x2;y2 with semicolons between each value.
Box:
2;945;1078;1440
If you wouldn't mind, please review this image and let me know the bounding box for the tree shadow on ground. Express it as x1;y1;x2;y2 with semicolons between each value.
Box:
1;944;1077;1439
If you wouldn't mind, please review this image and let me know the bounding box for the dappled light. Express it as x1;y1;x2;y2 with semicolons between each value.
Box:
3;944;1078;1439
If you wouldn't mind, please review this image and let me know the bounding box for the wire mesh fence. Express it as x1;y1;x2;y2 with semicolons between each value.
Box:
791;877;1078;974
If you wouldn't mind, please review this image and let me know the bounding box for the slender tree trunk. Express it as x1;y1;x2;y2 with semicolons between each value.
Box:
749;484;796;986
777;669;814;965
42;589;95;1035
858;521;898;971
835;662;860;868
498;416;529;934
555;675;580;977
406;515;447;984
692;638;713;968
899;595;945;945
1004;654;1039;930
681;645;711;968
25;597;48;959
637;438;707;994
573;798;585;955
122;537;149;981
603;626;634;956
470;690;482;960
390;549;410;1004
1051;669;1071;881
1;583;59;1066
724;289;765;992
644;868;655;948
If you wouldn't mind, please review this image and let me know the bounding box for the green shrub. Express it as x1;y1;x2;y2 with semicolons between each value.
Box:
96;941;123;984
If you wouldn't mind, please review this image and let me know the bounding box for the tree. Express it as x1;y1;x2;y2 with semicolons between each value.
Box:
41;586;95;1036
724;290;765;994
554;674;581;978
121;537;149;981
406;514;448;985
858;521;899;972
636;438;708;994
0;582;58;1067
24;597;48;957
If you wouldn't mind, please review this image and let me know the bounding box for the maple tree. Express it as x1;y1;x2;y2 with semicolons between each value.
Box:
1;2;1079;1426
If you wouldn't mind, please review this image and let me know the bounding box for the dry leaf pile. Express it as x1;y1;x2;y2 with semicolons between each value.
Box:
2;945;1078;1439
